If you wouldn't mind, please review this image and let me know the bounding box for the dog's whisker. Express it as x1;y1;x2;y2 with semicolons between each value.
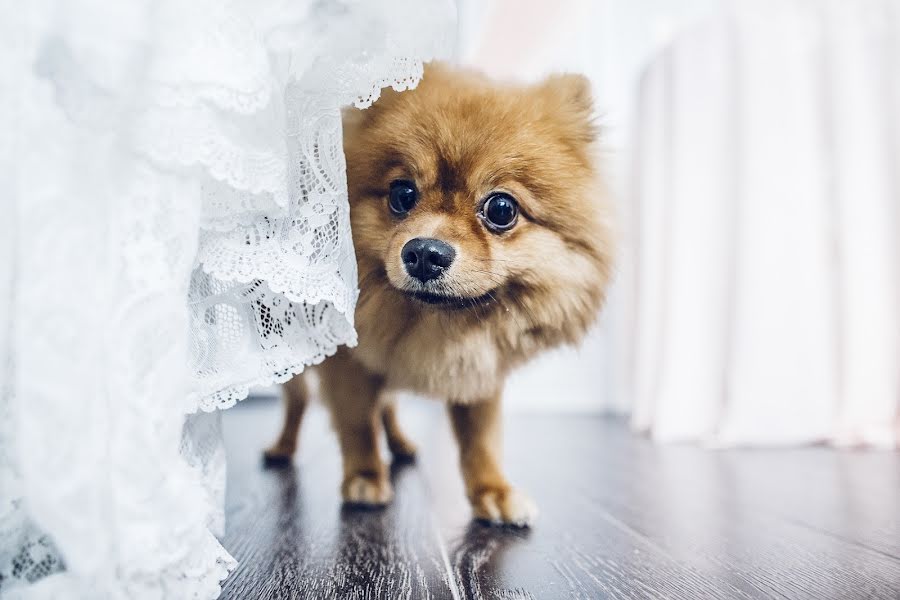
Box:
467;269;505;278
495;294;532;332
507;295;543;330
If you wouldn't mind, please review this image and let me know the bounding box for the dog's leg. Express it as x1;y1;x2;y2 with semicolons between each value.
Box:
263;374;309;464
448;396;537;527
381;394;417;460
320;348;392;505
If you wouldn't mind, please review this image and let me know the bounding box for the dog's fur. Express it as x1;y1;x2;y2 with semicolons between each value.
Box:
265;63;613;525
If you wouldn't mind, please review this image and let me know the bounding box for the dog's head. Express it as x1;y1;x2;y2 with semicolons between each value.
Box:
344;63;613;347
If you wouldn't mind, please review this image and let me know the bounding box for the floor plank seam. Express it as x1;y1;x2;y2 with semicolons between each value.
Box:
430;501;464;600
782;516;900;563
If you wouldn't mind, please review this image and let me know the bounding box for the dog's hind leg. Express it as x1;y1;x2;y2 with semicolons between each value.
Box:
263;374;309;465
320;348;393;505
381;394;417;461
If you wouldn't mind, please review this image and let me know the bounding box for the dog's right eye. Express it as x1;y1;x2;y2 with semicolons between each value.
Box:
389;180;417;216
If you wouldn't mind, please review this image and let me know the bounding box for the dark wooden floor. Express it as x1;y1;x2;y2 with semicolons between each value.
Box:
221;397;900;600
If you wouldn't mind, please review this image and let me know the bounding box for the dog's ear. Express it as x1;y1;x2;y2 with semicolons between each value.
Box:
533;73;597;144
537;73;593;114
341;105;366;133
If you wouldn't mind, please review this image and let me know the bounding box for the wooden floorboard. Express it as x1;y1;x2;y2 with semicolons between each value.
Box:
570;420;900;600
221;400;455;600
220;397;900;600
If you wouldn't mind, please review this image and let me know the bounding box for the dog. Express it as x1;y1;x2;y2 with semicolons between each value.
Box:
264;62;613;526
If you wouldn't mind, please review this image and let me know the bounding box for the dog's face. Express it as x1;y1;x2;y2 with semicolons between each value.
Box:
344;63;612;347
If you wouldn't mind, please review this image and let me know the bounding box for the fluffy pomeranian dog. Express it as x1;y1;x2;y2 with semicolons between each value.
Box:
265;63;613;526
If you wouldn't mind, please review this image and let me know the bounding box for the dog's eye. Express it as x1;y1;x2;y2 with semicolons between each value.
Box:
480;193;519;232
389;180;417;216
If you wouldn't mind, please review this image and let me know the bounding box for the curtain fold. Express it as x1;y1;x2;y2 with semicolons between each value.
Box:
626;0;900;447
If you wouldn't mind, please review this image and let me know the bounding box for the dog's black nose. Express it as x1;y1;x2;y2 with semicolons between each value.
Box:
401;238;455;282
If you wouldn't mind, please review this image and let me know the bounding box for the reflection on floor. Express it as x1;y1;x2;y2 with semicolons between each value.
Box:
221;397;900;600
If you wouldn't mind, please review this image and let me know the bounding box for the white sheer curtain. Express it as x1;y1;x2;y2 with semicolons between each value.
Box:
624;0;900;446
0;0;453;597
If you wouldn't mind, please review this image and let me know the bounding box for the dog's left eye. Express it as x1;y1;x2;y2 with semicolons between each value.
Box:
480;193;519;232
389;180;418;216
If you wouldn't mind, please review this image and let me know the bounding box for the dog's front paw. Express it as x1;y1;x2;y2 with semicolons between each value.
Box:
471;486;538;527
342;472;394;506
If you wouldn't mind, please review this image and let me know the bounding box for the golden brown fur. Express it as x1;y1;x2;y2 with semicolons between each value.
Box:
265;63;613;525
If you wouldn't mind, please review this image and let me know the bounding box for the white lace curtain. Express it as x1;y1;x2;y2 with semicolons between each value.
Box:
0;0;453;597
623;0;900;447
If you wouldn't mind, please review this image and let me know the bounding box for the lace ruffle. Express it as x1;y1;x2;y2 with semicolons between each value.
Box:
0;0;454;597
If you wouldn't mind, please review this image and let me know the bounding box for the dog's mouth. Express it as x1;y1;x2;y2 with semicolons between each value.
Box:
405;290;496;310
